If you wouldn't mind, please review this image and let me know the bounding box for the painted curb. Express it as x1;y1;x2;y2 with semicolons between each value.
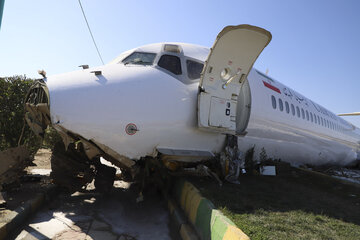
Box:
0;185;57;240
172;179;249;240
166;193;198;240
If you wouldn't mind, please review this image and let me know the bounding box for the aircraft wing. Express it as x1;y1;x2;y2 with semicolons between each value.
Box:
338;112;360;116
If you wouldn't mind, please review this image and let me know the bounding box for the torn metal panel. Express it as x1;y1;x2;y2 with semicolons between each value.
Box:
52;124;135;170
94;141;135;169
52;125;76;151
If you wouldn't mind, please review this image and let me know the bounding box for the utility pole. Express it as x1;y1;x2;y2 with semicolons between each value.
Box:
0;0;4;30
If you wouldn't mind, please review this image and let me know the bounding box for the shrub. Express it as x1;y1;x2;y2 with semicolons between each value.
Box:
0;75;42;154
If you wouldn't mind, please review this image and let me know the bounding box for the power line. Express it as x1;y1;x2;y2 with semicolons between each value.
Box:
78;0;104;65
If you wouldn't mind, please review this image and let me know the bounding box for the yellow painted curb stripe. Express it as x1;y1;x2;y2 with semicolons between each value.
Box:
168;200;175;214
176;180;250;240
180;182;199;210
222;225;250;240
180;224;198;240
187;194;203;225
180;182;192;209
184;187;197;215
181;182;203;226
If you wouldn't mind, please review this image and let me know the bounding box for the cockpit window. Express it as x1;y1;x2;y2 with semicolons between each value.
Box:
122;52;156;65
158;54;182;75
186;60;204;80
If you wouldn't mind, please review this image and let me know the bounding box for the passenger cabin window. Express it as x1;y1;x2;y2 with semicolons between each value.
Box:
291;104;295;116
271;95;276;109
122;52;156;65
306;110;309;121
279;98;284;111
301;108;305;119
296;106;300;118
158;54;182;75
285;101;290;114
186;60;204;80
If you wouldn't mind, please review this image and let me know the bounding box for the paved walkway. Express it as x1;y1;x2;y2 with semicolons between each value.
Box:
15;181;171;240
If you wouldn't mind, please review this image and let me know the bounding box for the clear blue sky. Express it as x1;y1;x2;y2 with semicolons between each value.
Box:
1;0;360;127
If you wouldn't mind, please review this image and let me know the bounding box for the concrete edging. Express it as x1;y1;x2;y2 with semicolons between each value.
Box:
169;179;249;240
167;197;198;240
0;186;57;240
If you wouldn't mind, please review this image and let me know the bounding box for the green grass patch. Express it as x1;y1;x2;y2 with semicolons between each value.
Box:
188;167;360;240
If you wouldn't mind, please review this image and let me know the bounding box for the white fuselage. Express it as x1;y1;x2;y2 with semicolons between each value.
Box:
242;70;360;166
46;42;360;167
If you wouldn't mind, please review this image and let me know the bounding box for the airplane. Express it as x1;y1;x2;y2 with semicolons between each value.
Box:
24;24;360;191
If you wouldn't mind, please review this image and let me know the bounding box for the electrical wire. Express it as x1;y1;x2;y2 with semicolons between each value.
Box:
78;0;104;65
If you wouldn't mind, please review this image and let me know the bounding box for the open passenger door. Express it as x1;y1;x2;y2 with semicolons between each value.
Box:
198;25;271;135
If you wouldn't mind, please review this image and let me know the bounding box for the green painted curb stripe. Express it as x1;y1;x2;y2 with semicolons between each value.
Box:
173;179;185;201
194;198;214;240
211;210;234;240
211;209;235;227
172;179;249;240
